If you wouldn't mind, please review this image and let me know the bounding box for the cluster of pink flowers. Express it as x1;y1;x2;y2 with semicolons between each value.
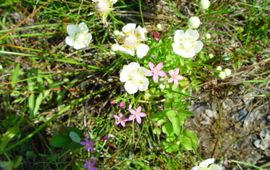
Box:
113;106;146;127
148;62;183;86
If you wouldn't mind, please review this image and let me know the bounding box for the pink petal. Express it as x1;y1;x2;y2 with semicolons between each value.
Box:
139;112;146;117
120;121;126;127
158;71;166;77
156;63;163;70
174;80;179;86
148;62;154;70
129;115;136;121
129;109;136;115
136;106;142;113
168;70;174;76
168;78;174;83
136;116;142;124
153;75;158;82
177;75;183;80
175;68;179;74
113;115;119;119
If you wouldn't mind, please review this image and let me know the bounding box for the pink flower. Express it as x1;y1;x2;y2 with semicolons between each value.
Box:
168;68;183;86
148;62;166;82
113;113;128;127
118;102;125;109
128;106;146;124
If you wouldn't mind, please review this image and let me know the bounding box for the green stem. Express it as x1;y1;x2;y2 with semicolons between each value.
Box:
138;0;144;26
5;89;106;152
228;160;265;170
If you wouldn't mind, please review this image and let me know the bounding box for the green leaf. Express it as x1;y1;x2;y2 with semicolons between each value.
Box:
50;135;70;148
33;93;44;115
0;126;19;154
178;130;198;151
69;131;81;143
162;122;174;136
11;64;22;88
166;110;180;136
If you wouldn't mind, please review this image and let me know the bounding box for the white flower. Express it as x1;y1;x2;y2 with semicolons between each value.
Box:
200;0;210;10
65;22;92;50
112;23;149;58
156;23;163;31
219;71;226;79
120;62;151;94
209;53;214;58
216;66;222;71
191;158;223;170
205;33;211;39
188;16;201;29
224;68;232;76
172;29;203;58
93;0;117;22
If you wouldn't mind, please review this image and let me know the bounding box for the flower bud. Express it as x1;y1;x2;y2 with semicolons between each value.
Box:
200;0;210;10
188;16;201;29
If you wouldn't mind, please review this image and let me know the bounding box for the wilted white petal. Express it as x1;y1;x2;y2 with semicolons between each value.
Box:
124;81;138;94
136;44;149;58
199;158;215;168
224;68;232;76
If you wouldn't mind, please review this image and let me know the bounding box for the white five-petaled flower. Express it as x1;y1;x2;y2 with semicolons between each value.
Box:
93;0;117;22
200;0;210;10
188;16;201;29
65;22;92;50
191;158;223;170
120;62;151;94
112;23;149;58
172;29;203;58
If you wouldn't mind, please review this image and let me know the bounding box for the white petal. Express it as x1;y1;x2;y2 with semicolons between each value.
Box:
136;44;149;58
124;81;138;94
111;44;120;51
209;164;223;170
65;36;75;47
135;26;147;41
194;41;203;53
78;22;89;33
172;43;195;58
174;30;185;42
186;29;199;40
117;45;135;56
140;67;152;76
74;41;86;50
137;77;149;91
199;158;215;168
111;0;118;4
67;24;78;36
191;166;200;170
122;23;136;35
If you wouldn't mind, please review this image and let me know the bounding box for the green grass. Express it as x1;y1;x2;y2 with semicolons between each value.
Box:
0;0;269;169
